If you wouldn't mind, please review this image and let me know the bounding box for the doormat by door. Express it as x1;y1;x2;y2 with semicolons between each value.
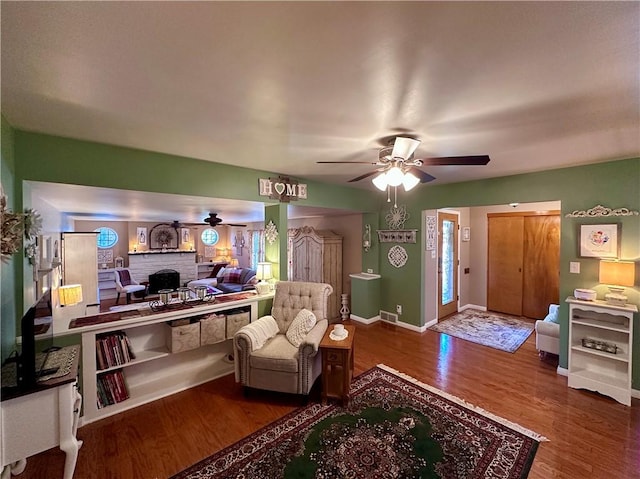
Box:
171;364;546;479
428;309;535;353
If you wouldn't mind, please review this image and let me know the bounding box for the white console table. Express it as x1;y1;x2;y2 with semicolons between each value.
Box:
1;347;82;479
63;291;273;424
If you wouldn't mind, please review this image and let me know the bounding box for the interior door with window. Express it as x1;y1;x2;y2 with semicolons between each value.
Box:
438;212;459;319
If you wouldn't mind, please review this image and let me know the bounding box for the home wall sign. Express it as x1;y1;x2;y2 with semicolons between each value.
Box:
259;176;308;203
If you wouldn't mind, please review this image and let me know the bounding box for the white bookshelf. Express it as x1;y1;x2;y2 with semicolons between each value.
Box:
78;293;272;424
566;297;636;406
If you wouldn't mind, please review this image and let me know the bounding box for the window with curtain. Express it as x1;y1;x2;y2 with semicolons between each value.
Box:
248;229;265;269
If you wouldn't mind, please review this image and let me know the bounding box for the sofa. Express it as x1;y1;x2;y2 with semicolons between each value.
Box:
187;266;257;294
535;304;560;359
233;281;333;396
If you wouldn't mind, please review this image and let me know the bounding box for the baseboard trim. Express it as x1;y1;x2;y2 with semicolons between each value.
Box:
632;389;640;400
350;314;379;325
556;366;568;376
397;321;428;333
424;318;438;329
459;304;487;312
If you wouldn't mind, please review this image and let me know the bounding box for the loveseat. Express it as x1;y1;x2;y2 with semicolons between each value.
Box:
535;304;560;359
234;281;332;396
187;266;257;294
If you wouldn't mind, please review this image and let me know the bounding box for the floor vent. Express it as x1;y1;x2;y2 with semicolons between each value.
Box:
380;310;398;323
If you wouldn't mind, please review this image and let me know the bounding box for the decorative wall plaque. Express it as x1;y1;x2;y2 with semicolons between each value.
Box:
265;220;279;245
426;215;436;250
565;204;639;218
388;245;408;268
377;230;417;243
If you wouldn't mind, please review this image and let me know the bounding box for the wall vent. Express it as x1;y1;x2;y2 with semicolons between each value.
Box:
380;310;398;323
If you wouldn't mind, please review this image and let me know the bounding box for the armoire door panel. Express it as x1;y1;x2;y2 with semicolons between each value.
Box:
523;215;560;319
487;216;524;316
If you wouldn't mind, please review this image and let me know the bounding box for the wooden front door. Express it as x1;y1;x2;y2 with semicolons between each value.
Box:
487;215;524;316
438;212;459;319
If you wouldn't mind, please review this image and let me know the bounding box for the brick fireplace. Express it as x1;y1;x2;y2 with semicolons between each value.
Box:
128;251;197;290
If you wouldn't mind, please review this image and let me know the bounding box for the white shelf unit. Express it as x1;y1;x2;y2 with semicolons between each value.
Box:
97;268;117;300
79;293;270;424
566;297;637;406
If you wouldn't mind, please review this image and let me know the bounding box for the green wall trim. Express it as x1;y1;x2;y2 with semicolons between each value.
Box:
264;204;288;281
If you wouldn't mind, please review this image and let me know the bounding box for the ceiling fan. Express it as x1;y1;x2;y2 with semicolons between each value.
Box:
318;136;490;189
171;213;247;229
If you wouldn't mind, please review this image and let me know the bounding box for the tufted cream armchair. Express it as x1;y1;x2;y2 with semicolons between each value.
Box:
234;281;333;396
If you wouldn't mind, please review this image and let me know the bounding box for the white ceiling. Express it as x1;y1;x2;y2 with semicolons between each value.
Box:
2;2;639;221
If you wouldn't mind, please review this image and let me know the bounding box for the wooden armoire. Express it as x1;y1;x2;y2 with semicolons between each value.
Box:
487;211;560;319
290;226;343;320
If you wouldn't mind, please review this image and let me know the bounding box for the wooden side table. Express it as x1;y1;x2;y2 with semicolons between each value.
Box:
320;324;356;405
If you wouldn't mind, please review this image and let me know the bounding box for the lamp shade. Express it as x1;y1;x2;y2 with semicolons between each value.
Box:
256;262;273;281
599;261;635;287
372;172;388;191
402;171;420;191
229;258;239;268
58;284;83;306
386;166;404;187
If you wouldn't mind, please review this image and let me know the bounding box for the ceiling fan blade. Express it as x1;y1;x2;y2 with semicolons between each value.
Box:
418;155;491;166
391;137;421;160
316;161;378;164
223;223;247;227
407;167;436;183
348;170;380;182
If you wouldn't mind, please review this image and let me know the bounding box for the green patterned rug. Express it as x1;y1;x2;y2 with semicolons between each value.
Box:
172;365;546;478
428;310;535;353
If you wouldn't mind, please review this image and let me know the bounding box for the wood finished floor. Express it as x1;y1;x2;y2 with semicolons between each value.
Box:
16;317;639;479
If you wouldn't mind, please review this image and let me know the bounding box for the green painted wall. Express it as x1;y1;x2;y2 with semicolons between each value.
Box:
8;129;640;390
1;116;17;361
264;204;288;281
380;158;640;386
14;131;379;213
351;276;381;319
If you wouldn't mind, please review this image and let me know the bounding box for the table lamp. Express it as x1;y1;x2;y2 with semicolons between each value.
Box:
58;284;83;307
256;262;273;294
599;260;635;306
229;258;239;268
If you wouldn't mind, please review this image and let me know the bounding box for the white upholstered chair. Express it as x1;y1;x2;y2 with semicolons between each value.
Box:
114;268;146;304
535;304;560;359
233;281;333;396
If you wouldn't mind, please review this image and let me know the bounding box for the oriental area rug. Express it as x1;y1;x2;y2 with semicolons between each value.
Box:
172;365;546;479
428;310;535;353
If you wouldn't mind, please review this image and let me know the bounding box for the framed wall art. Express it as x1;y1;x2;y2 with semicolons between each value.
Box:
579;223;620;258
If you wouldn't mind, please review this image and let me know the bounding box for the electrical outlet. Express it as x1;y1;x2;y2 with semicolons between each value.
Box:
367;269;373;274
396;304;402;315
569;262;580;274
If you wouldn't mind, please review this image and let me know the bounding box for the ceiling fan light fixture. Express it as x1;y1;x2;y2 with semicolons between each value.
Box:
402;171;420;191
386;166;404;187
372;172;388;191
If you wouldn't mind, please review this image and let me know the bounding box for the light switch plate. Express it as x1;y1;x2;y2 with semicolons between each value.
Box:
570;262;580;274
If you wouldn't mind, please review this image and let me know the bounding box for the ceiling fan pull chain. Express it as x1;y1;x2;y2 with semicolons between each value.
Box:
387;186;391;203
394;186;398;208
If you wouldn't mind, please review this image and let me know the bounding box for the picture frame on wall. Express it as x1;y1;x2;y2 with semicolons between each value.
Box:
181;228;191;244
137;227;147;245
579;223;620;258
